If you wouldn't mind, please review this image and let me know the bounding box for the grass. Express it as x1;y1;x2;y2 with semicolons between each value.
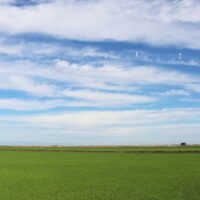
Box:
0;149;199;199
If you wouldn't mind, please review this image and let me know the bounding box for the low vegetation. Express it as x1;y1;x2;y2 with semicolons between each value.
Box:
0;145;200;153
0;146;199;199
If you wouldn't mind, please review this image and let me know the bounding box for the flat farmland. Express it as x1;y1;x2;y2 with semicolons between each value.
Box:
0;148;200;200
1;145;200;153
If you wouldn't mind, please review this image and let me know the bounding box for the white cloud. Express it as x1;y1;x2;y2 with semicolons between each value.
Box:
0;41;23;56
1;107;200;145
0;0;200;48
0;59;199;109
52;60;199;87
5;108;200;127
0;0;200;145
0;0;13;4
131;50;200;68
0;38;117;59
59;89;156;106
0;98;64;111
155;89;190;97
0;91;156;110
0;75;57;97
186;84;200;93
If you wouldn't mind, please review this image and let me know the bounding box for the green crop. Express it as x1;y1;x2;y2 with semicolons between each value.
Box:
0;151;199;200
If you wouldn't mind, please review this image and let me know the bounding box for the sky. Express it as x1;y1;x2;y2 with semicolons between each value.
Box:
0;0;200;145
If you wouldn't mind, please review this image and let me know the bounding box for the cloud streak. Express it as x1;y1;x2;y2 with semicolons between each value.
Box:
1;0;200;48
0;0;200;145
1;108;200;145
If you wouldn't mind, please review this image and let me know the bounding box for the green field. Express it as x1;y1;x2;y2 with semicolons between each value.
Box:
0;149;199;200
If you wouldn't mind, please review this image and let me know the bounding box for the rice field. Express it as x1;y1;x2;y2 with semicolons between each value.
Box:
0;147;199;200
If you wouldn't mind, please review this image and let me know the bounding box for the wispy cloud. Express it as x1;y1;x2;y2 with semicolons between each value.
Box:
1;108;200;145
1;0;200;48
0;0;200;145
0;57;199;111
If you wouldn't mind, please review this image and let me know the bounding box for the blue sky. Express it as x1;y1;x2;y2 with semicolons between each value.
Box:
0;0;200;145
